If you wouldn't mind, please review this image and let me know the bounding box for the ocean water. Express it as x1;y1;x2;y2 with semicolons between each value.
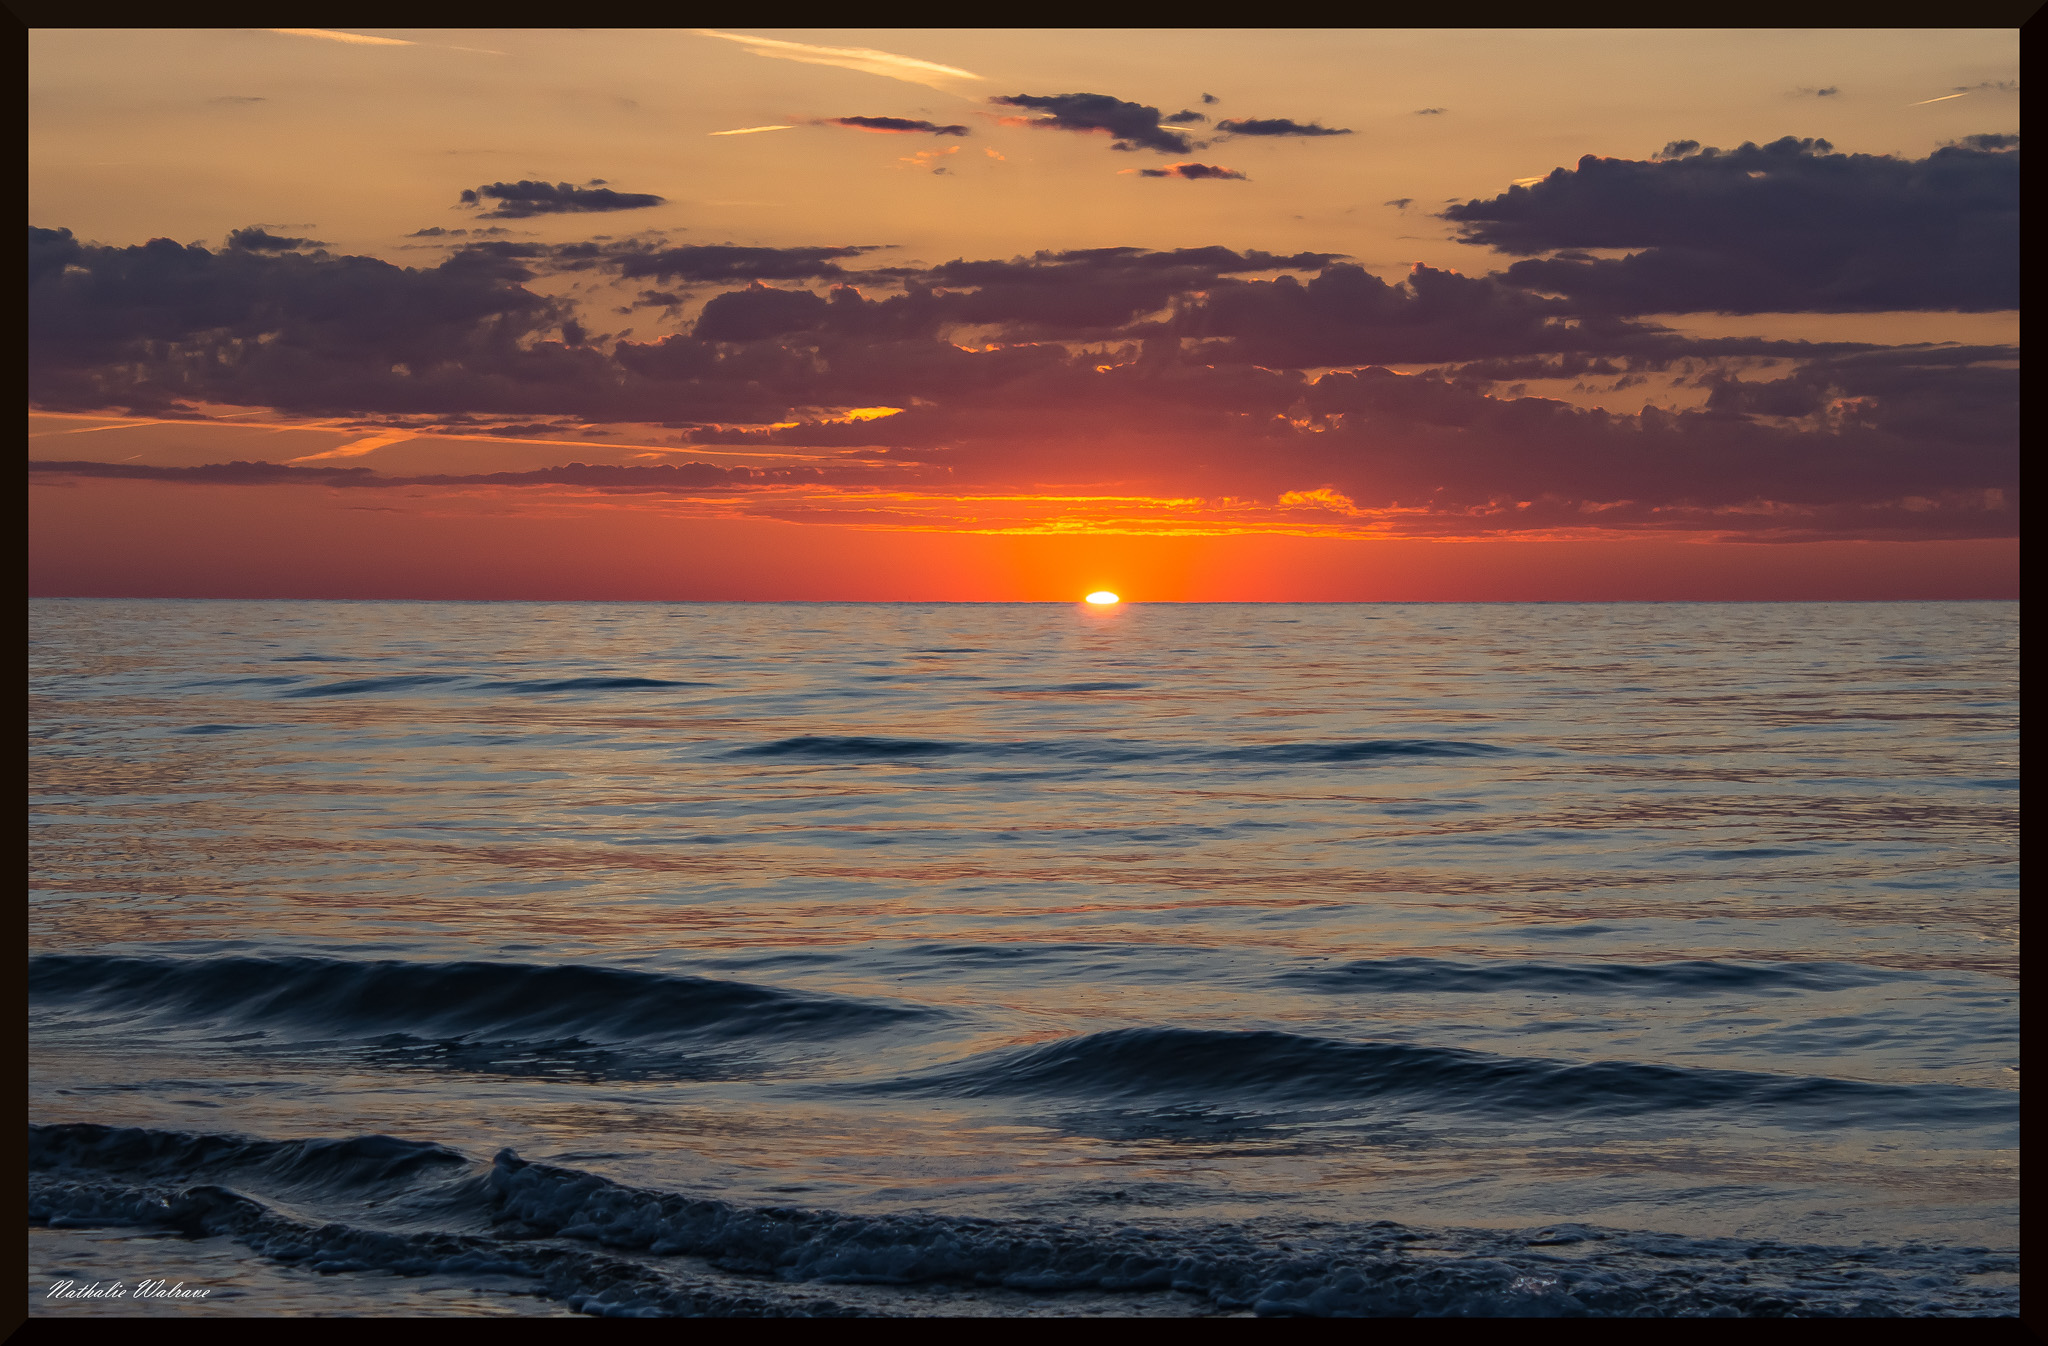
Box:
28;599;2018;1317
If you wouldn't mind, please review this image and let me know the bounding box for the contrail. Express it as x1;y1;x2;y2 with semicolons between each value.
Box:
266;28;413;46
1908;92;1971;106
264;29;504;56
709;125;796;136
694;30;982;96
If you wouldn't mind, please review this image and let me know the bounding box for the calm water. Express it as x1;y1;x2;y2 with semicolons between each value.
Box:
28;600;2018;1317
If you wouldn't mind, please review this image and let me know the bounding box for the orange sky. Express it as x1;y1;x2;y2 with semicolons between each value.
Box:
31;476;2017;601
28;29;2018;600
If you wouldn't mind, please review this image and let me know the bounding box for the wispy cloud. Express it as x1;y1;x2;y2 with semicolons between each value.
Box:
901;146;961;173
694;30;982;95
710;125;796;136
29;419;167;437
265;28;414;47
288;432;415;463
262;28;504;56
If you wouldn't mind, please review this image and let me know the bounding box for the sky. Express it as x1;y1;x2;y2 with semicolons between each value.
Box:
27;28;2019;600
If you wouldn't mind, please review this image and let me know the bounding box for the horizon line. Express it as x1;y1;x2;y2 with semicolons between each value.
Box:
25;596;2017;605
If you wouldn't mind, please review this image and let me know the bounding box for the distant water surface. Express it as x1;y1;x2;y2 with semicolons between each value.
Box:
28;600;2018;1316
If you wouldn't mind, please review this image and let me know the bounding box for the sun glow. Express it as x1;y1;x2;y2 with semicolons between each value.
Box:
1085;591;1120;605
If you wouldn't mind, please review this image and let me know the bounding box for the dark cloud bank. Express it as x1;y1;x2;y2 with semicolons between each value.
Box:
990;93;1195;153
1444;136;2017;312
28;137;2016;541
989;93;1352;155
826;116;970;136
1215;118;1350;138
1138;163;1246;181
459;180;666;219
225;227;327;253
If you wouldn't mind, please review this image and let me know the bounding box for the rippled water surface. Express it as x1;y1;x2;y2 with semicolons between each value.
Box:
29;600;2019;1316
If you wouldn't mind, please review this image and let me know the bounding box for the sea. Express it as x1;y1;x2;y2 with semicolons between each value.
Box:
27;598;2019;1317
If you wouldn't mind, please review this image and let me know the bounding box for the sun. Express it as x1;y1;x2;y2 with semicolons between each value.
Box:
1084;591;1120;605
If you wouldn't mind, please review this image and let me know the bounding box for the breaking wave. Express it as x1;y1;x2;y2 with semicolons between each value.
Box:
28;1123;2019;1318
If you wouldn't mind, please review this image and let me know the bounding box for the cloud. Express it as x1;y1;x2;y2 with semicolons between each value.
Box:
1162;109;1208;125
407;227;465;238
264;28;413;47
34;348;2013;541
1135;162;1247;180
1200;93;1220;105
210;95;267;104
693;30;981;94
616;244;880;283
1791;86;1840;97
1213;117;1351;137
1902;81;2016;109
225;226;327;253
693;286;835;341
287;431;414;462
458;180;666;219
260;28;503;57
35;459;380;483
28;225;578;416
989;93;1193;154
1443;136;2019;312
824;115;970;136
28;458;774;491
1164;262;1634;367
1384;198;1413;209
901;247;1339;334
628;289;687;312
27;222;2014;543
1951;81;2019;95
1415;107;1446;115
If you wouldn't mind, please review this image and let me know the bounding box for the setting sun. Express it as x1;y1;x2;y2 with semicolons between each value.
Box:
1084;591;1120;605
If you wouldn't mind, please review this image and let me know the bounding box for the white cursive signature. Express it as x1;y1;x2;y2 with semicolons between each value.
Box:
46;1278;212;1300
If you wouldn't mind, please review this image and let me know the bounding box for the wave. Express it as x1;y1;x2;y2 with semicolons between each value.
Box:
735;736;966;759
1217;741;1508;763
29;955;935;1060
31;1124;467;1197
174;675;304;689
494;676;709;693
29;957;2005;1126
29;1123;2018;1317
869;1027;2012;1129
730;736;1511;765
279;674;467;698
1282;957;1899;997
275;674;708;698
171;673;708;700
